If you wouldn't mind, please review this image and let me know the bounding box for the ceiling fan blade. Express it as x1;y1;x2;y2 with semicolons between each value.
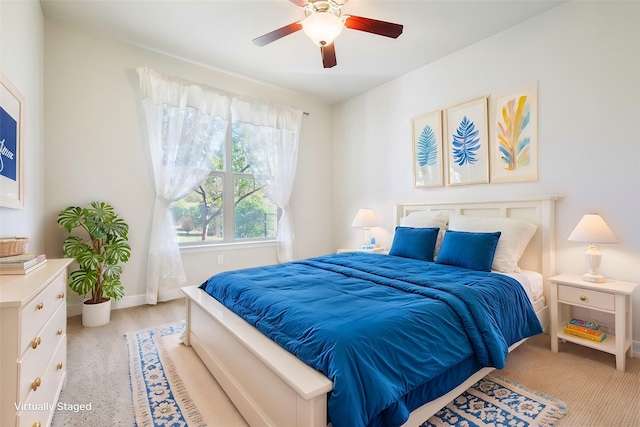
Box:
289;0;308;6
252;22;303;47
343;15;403;39
321;43;337;68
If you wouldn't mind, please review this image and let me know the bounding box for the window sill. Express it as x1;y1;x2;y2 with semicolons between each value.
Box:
179;240;277;254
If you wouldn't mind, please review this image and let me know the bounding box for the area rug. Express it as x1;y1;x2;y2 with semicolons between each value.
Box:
421;376;567;427
128;322;567;427
127;322;247;427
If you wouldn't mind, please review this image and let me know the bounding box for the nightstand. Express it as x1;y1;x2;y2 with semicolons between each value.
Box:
549;274;638;372
336;247;385;254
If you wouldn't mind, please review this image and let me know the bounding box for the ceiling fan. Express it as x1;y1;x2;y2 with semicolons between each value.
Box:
252;0;403;69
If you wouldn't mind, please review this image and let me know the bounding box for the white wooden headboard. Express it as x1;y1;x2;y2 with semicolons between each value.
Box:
393;197;557;302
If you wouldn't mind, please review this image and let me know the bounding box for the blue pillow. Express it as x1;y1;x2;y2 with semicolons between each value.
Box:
435;230;501;271
389;226;439;261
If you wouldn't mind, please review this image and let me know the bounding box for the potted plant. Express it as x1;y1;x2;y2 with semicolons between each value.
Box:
58;202;131;327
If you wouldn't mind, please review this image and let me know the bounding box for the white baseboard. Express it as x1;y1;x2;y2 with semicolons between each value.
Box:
67;294;147;317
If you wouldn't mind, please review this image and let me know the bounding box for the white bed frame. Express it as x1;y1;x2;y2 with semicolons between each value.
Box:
182;197;556;427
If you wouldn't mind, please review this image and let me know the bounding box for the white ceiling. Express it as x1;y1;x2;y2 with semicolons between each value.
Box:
40;0;564;105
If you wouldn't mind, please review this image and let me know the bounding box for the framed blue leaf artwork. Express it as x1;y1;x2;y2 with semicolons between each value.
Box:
411;110;443;188
0;73;25;208
491;84;538;183
446;97;489;185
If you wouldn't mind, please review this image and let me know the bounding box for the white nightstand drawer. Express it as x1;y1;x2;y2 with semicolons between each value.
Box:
17;339;66;427
18;304;66;402
557;284;614;311
20;273;66;355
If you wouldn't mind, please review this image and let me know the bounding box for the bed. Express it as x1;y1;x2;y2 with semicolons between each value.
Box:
182;197;556;427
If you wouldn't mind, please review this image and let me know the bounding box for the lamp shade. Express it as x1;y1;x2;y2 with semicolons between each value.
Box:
302;12;344;46
351;209;378;228
567;214;618;244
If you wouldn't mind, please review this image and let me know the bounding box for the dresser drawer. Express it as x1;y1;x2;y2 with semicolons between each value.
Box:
18;304;66;402
17;339;66;427
557;284;615;311
20;273;66;355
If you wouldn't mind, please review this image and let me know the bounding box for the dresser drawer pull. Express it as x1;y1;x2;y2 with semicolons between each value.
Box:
58;292;65;299
57;328;63;336
580;295;587;301
31;336;42;349
31;377;41;391
57;362;63;370
36;302;44;310
33;422;41;427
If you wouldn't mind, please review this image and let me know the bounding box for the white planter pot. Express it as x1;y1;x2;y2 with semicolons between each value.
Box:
82;298;112;327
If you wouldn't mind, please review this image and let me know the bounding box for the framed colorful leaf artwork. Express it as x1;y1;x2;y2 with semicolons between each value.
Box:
0;73;25;208
412;110;443;188
491;85;538;182
446;97;489;186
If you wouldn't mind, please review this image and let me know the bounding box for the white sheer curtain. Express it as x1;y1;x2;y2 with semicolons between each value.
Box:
138;68;231;304
231;98;303;263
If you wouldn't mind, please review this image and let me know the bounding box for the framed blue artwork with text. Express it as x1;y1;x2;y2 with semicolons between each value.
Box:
0;73;24;208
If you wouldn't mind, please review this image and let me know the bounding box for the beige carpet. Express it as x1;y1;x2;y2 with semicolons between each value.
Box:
131;323;567;427
498;333;640;427
155;331;640;426
54;299;640;426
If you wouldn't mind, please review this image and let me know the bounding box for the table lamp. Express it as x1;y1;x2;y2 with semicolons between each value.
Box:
567;214;618;283
351;208;378;245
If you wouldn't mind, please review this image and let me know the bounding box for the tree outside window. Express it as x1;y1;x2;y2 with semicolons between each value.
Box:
171;125;278;244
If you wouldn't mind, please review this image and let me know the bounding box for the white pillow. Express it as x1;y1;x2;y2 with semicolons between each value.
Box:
399;211;448;259
448;213;537;273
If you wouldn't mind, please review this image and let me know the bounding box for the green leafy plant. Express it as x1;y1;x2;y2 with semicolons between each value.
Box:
58;202;131;304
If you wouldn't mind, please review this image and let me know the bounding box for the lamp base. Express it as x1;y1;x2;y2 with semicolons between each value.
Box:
582;272;606;283
362;228;372;245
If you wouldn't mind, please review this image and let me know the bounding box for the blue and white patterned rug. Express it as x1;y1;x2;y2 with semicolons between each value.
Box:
127;322;198;427
128;322;567;427
422;376;567;427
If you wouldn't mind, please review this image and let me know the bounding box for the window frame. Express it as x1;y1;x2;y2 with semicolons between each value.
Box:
176;124;279;248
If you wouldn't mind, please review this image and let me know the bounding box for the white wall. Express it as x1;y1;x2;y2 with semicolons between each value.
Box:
7;1;639;345
333;2;640;340
0;1;45;252
43;19;334;308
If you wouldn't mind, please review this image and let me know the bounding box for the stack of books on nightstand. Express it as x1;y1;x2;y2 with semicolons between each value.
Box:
563;318;607;343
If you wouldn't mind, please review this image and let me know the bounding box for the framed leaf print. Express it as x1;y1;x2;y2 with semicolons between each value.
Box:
412;110;443;188
491;84;538;182
0;73;25;208
446;97;489;185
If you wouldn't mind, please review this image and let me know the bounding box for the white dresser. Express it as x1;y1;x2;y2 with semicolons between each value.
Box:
0;259;72;427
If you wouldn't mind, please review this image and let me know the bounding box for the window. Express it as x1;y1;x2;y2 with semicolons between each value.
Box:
171;124;278;245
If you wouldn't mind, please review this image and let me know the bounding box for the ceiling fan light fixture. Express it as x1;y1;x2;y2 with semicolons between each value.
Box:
302;12;343;46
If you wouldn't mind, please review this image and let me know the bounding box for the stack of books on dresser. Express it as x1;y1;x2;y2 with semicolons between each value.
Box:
0;253;47;275
563;318;607;343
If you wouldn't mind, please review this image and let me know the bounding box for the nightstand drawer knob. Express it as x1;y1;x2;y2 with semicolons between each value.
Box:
57;328;63;336
31;377;41;391
36;302;44;310
33;422;41;427
58;292;65;299
580;295;587;301
57;362;63;370
31;337;41;349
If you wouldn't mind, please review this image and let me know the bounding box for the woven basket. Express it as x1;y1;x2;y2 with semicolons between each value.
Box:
0;237;29;258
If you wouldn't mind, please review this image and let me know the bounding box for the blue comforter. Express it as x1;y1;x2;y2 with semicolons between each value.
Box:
200;252;542;427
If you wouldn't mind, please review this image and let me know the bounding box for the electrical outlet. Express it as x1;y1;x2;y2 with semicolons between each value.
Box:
217;254;223;265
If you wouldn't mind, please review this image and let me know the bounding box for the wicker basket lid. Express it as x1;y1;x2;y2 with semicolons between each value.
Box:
0;237;29;258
